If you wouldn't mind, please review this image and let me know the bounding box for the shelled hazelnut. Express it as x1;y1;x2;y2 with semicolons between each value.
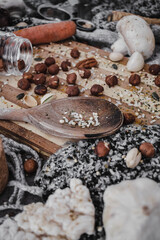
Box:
34;84;47;95
70;48;80;58
61;60;71;71
45;57;55;66
129;74;141;86
48;76;59;89
123;113;135;125
105;75;118;87
35;63;47;74
17;78;31;90
67;73;77;84
155;75;160;87
90;84;104;96
33;73;46;85
23;72;33;82
66;85;80;97
79;68;91;79
149;64;160;75
139;142;155;158
48;64;59;75
24;159;37;173
95;141;110;157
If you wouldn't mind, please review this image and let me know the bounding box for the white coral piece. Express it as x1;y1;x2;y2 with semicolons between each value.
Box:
103;178;160;240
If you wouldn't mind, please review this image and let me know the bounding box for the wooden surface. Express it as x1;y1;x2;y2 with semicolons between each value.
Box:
0;40;159;157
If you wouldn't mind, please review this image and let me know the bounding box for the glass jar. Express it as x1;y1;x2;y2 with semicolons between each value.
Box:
0;31;33;76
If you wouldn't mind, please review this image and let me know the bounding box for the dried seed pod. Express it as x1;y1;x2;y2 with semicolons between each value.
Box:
41;93;56;104
129;74;141;86
95;141;110;157
70;48;80;59
67;73;77;84
34;84;47;95
125;148;142;168
35;63;47;74
33;73;46;85
90;84;104;96
45;57;55;66
48;64;59;75
48;76;59;89
66;85;80;97
139;142;155;158
17;78;31;90
24;159;37;173
105;75;118;87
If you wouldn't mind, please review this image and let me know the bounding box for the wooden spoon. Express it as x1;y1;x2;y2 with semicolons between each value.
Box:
0;97;124;139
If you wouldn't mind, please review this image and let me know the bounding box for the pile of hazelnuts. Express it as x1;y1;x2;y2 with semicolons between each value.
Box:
17;48;92;97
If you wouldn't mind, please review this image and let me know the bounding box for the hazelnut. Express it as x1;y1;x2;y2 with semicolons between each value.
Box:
90;84;104;96
139;142;155;158
33;73;46;85
23;72;33;82
79;68;91;79
105;75;118;87
48;64;59;75
45;57;55;66
18;59;25;71
24;159;37;173
129;74;141;86
123;113;135;125
35;63;47;74
155;75;160;87
67;73;77;85
149;64;160;75
70;48;80;59
17;78;31;90
48;76;59;89
66;85;80;97
34;84;47;95
95;141;110;157
61;60;71;71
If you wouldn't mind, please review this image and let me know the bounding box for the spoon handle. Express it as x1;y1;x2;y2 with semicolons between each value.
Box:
0;108;29;122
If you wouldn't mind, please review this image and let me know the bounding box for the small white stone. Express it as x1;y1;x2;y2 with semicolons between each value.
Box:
109;52;124;62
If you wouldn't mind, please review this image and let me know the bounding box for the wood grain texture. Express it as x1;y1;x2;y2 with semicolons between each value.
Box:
0;40;159;157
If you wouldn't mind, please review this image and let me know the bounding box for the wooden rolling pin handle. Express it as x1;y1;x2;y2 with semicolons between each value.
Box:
0;108;29;122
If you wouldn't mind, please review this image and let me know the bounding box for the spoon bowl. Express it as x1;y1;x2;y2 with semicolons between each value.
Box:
0;97;124;139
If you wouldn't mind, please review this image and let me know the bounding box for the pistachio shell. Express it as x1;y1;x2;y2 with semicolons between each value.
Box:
24;95;37;108
109;52;124;62
40;93;56;104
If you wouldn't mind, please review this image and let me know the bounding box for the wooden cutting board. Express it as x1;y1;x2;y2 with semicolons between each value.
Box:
0;40;159;157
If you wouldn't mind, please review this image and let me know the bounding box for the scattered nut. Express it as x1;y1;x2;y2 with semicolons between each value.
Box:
105;75;118;87
24;95;37;107
76;58;97;69
109;52;124;62
90;84;104;96
155;75;160;87
149;64;160;75
33;73;46;85
17;78;31;90
23;72;33;82
48;64;59;75
45;57;55;66
18;59;25;71
129;74;141;86
79;68;91;79
125;148;141;168
35;63;47;74
24;159;37;173
123;113;135;124
95;141;110;157
48;76;59;89
66;85;80;97
70;48;80;59
139;142;155;158
61;60;71;71
34;84;47;95
67;73;77;85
